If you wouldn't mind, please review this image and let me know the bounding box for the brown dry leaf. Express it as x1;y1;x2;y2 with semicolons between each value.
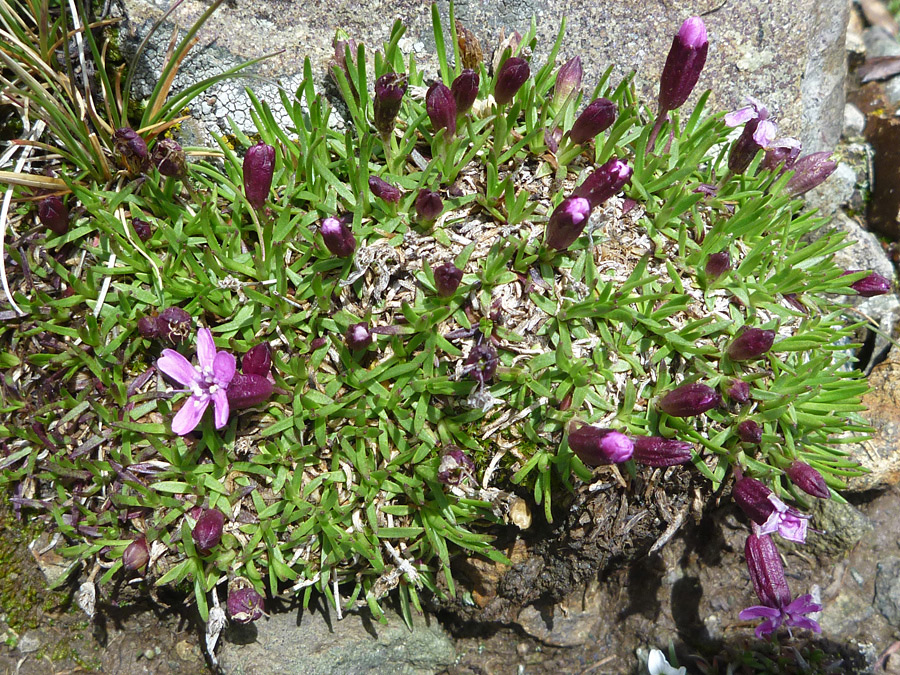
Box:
859;0;900;36
859;55;900;82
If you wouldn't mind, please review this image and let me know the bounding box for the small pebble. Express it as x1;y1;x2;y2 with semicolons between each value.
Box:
843;103;865;137
17;630;41;654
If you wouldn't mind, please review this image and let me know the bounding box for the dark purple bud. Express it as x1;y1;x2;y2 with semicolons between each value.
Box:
415;189;443;224
494;57;530;105
157;307;192;344
568;98;617;145
728;118;775;175
434;262;464;297
658;382;720;417
37;195;69;236
544;196;592;251
346;322;373;351
465;343;498;383
437;445;476;485
845;270;892;297
137;316;160;339
328;31;358;101
761;138;802;172
242;343;272;377
553;56;583;108
427;82;457;137
733;476;776;526
122;537;150;571
456;21;484;70
192;508;225;552
320;216;356;258
568;424;634;466
113;127;150;177
243;141;275;210
310;336;328;351
726;379;750;404
451;69;480;116
544;126;563;154
374;73;407;139
728;328;776;361
226;372;273;409
705;251;730;280
152;138;186;177
785;152;838;197
368;176;402;204
785;461;830;499
737;420;763;444
133;218;152;242
228;587;265;624
632;436;693;467
572;157;632;209
745;533;792;609
658;17;709;113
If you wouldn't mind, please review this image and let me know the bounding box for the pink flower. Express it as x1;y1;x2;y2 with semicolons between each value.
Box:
156;328;236;435
755;494;810;543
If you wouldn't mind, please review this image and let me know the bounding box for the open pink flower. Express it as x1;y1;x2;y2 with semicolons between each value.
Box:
157;328;236;435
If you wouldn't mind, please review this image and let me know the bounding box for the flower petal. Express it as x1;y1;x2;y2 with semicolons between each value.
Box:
157;349;199;387
211;388;230;429
755;615;782;638
213;350;237;386
724;106;756;127
786;615;821;633
171;396;208;435
753;119;777;147
739;605;780;621
196;328;216;370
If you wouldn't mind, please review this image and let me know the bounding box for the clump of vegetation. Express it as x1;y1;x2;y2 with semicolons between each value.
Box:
0;0;885;658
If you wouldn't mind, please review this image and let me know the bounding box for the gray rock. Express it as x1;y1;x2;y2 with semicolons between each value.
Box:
875;557;900;626
803;162;858;216
119;0;848;162
843;103;866;137
17;630;41;654
804;499;873;558
886;77;900;107
217;604;455;675
863;26;900;58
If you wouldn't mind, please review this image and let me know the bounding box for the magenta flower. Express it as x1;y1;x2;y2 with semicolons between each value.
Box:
156;328;236;435
725;98;778;174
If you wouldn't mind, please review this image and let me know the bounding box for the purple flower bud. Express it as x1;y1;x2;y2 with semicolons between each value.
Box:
241;343;272;378
329;32;358;97
658;382;720;417
544;126;563;154
733;476;776;526
785;152;837;196
414;189;443;224
346;322;373;351
368;176;402;204
465;343;498;383
737;420;763;444
569;98;617;145
761;138;802;172
437;445;476;485
726;379;750;404
658;17;709;113
152;138;186;177
632;436;693;467
568;424;634;466
320;216;356;258
122;537;150;571
744;533;792;609
705;251;730;280
192;508;225;552
544;196;592;251
137;316;160;339
845;270;892;297
226;372;273;409
728;120;777;175
37;195;69;236
310;336;328;351
157;307;192;344
434;262;464;297
451;69;480;116
227;587;265;624
113;127;150;177
553;56;583;108
243;141;275;210
456;21;484;70
572;157;632;209
374;73;407;139
727;328;776;361
133;218;152;242
494;57;530;105
427;82;458;137
785;461;830;499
